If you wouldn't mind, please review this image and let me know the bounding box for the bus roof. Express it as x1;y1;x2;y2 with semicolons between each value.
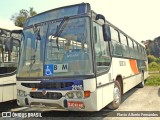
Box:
25;3;90;26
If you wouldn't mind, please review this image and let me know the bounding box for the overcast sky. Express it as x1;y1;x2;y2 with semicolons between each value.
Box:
0;0;160;42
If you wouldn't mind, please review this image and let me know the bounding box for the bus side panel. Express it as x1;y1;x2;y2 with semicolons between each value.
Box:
102;83;114;108
14;83;17;99
111;57;145;93
96;71;114;110
96;72;113;88
83;78;96;92
144;71;149;80
2;75;16;102
83;78;101;111
95;88;103;111
123;74;141;93
3;83;14;102
0;81;2;102
112;58;134;80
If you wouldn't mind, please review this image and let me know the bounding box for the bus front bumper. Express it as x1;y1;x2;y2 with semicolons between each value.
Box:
17;92;98;111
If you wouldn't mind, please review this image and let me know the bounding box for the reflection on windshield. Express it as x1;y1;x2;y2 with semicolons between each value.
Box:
28;24;42;73
17;26;46;77
17;17;93;77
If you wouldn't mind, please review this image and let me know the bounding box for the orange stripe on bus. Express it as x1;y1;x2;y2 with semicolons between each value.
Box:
129;59;139;74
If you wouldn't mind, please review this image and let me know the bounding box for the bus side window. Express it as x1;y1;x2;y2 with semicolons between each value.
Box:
94;23;111;73
133;41;138;59
128;38;134;58
142;48;147;60
120;33;129;57
93;25;101;57
93;22;111;73
137;44;141;59
94;26;98;43
110;27;122;56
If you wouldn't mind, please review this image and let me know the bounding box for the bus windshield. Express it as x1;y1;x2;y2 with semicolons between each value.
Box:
17;17;93;77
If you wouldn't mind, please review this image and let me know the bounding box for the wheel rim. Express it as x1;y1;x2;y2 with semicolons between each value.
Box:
113;85;121;104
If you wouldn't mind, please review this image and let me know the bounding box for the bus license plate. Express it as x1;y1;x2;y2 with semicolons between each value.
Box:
67;101;84;108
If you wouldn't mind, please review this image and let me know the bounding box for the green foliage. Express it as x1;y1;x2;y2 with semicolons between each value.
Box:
147;55;160;71
155;57;160;64
148;61;160;71
147;55;156;63
145;73;160;86
11;7;37;27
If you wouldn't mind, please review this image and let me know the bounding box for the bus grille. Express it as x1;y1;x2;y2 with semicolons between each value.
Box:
21;82;73;89
30;92;62;99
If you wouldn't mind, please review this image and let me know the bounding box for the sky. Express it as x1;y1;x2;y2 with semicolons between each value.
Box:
0;0;160;42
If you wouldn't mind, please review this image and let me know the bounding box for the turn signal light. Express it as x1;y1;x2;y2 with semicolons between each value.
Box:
31;88;37;91
84;91;90;98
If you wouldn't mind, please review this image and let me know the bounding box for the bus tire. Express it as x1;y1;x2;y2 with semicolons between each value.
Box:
137;73;145;88
107;81;122;110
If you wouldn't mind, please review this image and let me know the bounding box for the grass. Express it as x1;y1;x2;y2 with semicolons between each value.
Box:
145;73;160;86
148;67;160;71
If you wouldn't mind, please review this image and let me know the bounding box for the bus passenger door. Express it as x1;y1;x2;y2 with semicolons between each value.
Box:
93;22;113;108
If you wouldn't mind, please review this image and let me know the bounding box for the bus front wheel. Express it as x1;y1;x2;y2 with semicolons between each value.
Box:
107;81;122;110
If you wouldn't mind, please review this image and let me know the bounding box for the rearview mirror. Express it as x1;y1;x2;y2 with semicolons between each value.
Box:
102;24;111;41
96;14;105;23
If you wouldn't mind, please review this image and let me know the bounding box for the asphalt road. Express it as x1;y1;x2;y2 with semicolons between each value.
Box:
0;86;160;120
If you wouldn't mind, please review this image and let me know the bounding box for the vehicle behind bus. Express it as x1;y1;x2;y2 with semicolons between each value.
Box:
0;28;22;102
16;3;148;111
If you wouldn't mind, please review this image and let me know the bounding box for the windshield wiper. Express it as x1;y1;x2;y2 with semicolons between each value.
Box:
29;25;41;72
53;17;69;50
33;24;41;52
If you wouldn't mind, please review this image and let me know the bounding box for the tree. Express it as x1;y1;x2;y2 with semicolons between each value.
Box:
11;7;37;27
147;55;156;63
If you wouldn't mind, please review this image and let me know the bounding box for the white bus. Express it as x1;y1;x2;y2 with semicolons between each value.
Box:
16;3;148;111
0;25;22;102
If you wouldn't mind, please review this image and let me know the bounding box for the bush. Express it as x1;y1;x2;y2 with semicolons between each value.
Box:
146;73;160;86
147;55;156;63
148;62;160;71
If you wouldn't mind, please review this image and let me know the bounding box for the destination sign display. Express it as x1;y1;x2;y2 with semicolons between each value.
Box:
25;3;91;26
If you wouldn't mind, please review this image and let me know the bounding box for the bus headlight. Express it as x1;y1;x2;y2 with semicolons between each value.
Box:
17;90;27;97
66;92;74;99
76;91;83;98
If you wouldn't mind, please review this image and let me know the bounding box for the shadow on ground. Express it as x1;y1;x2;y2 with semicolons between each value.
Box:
0;100;19;112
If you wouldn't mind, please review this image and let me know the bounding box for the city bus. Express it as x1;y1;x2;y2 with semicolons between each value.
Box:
0;25;22;103
16;3;148;111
